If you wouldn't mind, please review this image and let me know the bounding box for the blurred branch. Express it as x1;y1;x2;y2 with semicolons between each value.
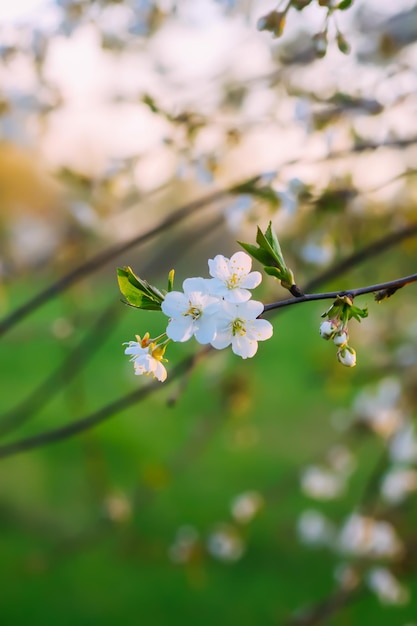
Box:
0;348;210;460
285;585;364;626
305;221;417;292
0;213;224;438
0;300;120;438
0;180;247;338
1;223;417;458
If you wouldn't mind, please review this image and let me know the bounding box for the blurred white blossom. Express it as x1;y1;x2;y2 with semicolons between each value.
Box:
169;525;200;564
389;423;417;464
367;567;409;605
230;491;263;524
353;378;405;438
301;466;345;500
380;467;417;504
297;510;335;547
338;514;402;559
207;524;245;562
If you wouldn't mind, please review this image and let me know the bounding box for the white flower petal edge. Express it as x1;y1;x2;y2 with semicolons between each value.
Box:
208;251;262;302
124;341;167;382
134;354;167;382
161;277;221;344
211;300;273;359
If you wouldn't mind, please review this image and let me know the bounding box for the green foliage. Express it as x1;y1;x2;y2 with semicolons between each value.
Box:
322;295;368;324
117;266;165;311
239;222;295;290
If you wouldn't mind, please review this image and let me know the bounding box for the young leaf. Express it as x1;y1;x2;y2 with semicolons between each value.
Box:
117;267;164;311
168;269;175;292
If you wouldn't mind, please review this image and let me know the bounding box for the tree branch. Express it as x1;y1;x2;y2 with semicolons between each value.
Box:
263;273;417;313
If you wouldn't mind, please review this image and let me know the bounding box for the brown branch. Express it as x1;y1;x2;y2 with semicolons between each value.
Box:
285;585;364;626
263;273;417;313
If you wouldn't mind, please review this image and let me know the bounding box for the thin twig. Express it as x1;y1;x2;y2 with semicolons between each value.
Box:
263;273;417;313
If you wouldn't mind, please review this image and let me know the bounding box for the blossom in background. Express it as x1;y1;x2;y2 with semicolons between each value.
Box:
337;514;402;559
124;337;167;382
230;491;264;524
380;467;417;504
207;524;245;562
297;509;335;547
208;251;262;302
301;465;346;500
161;277;221;343
210;300;273;358
367;567;409;605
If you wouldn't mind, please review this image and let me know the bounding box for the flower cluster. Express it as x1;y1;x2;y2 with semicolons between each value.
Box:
319;295;367;368
123;252;273;382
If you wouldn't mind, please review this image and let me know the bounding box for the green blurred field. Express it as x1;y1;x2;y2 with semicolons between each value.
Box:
0;269;416;626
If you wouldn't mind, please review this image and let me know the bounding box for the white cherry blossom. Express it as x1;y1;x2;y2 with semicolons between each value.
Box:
210;300;273;358
124;340;167;382
161;277;220;344
207;251;262;302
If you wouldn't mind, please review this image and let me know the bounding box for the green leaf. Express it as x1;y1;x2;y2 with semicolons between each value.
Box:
240;222;296;290
263;266;287;281
265;221;285;262
117;267;164;311
167;269;175;292
238;241;273;267
349;305;368;322
337;0;353;10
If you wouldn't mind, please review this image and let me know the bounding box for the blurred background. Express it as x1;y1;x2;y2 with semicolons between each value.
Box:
1;0;417;623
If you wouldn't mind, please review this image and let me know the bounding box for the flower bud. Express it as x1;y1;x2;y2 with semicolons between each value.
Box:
337;346;356;368
336;32;351;55
334;331;348;346
293;0;312;9
257;11;286;38
319;319;338;340
313;32;328;58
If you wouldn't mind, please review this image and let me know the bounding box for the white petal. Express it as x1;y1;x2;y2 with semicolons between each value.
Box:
232;336;258;359
161;291;188;316
236;299;264;319
208;255;229;280
241;271;262;289
229;251;252;274
246;318;273;341
154;361;167;382
211;331;232;350
223;288;251;303
166;317;194;342
183;276;209;295
194;317;217;344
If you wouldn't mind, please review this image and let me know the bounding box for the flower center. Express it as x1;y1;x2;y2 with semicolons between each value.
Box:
226;273;240;289
232;318;246;337
185;305;202;320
